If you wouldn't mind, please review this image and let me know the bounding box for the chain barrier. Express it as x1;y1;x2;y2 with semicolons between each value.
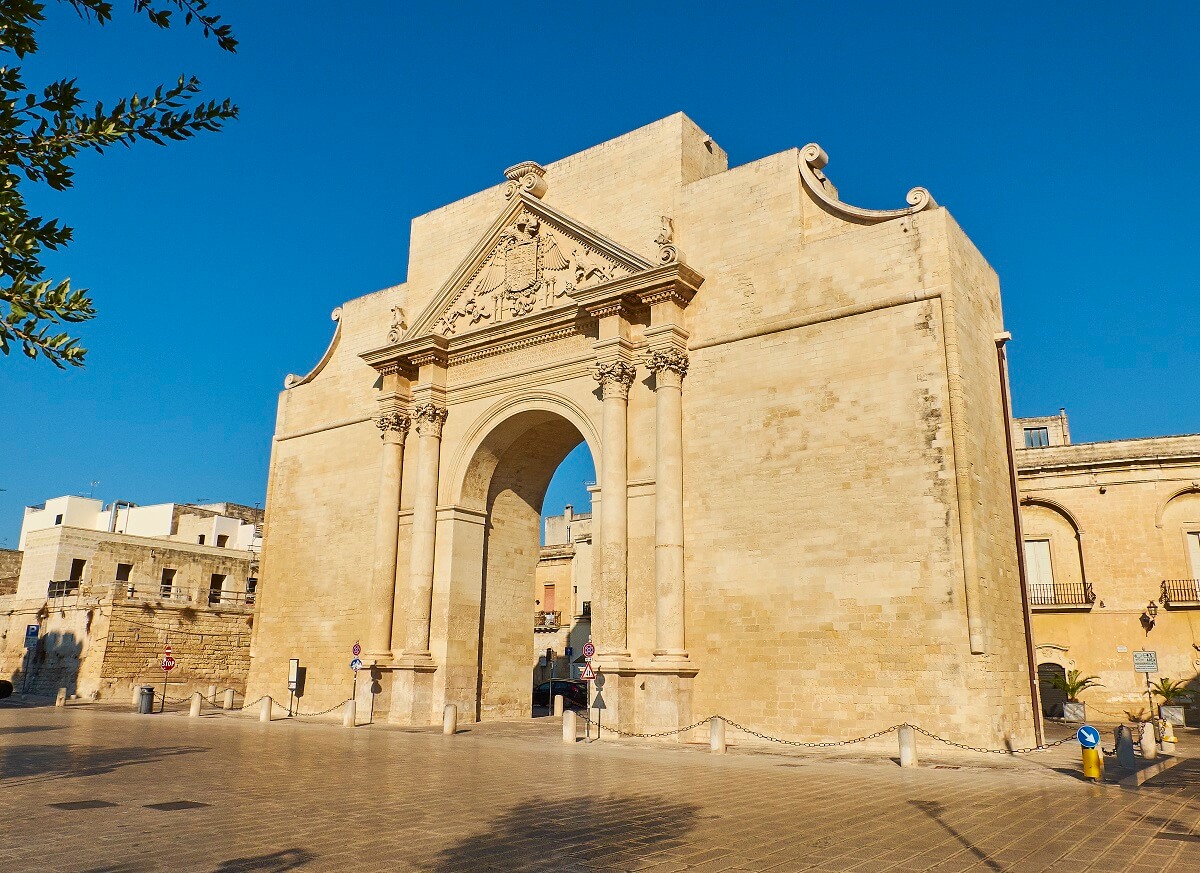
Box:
293;699;353;718
578;712;1080;755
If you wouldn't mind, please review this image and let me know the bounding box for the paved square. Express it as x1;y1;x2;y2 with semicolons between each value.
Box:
1;703;1198;872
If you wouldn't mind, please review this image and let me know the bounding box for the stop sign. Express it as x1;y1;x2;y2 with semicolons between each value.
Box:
161;656;176;671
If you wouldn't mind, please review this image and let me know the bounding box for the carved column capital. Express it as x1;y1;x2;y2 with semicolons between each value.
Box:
645;349;689;381
412;403;449;439
375;410;410;441
593;360;637;400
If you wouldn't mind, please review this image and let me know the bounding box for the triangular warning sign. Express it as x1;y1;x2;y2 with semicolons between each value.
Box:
580;662;596;681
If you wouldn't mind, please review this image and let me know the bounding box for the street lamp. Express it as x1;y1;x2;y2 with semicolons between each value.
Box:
1140;600;1159;633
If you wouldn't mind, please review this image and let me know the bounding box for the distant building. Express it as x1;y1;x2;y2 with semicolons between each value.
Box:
533;506;593;685
1015;411;1200;719
0;495;263;701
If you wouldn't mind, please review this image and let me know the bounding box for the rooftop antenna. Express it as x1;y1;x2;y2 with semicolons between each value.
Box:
87;480;100;498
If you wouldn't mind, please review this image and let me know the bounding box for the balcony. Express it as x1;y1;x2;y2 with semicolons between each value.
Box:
1029;581;1096;609
534;610;562;632
1161;579;1200;608
208;589;256;607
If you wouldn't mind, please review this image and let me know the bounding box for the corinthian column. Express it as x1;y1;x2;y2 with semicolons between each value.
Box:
593;360;636;657
647;349;689;661
366;409;408;661
402;402;447;658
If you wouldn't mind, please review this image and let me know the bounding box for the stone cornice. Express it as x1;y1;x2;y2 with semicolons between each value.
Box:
1015;434;1200;475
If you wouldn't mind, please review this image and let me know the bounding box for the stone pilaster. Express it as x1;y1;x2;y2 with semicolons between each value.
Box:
646;348;689;661
366;408;409;662
401;402;448;659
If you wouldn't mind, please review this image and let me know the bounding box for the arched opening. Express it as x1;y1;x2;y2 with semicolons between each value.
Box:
1037;662;1067;717
457;409;597;721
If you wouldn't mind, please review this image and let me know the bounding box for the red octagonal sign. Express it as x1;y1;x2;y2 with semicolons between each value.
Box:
161;656;176;671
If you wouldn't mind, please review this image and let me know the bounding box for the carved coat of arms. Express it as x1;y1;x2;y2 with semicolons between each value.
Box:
478;214;569;316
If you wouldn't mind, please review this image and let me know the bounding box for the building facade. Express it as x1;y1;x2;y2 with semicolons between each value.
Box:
247;114;1036;746
1015;413;1200;720
0;496;262;700
533;507;593;684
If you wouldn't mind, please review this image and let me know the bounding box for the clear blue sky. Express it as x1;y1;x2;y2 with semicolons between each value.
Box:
2;2;1198;546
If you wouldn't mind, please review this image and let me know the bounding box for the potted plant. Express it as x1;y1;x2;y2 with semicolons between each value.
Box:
1150;678;1192;726
1050;669;1103;722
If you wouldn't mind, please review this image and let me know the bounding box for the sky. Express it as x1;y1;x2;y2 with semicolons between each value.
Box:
1;1;1198;546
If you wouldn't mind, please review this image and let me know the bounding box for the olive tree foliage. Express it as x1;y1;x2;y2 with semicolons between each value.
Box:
0;0;237;367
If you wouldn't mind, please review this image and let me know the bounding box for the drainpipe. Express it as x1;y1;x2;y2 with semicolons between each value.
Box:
996;332;1044;746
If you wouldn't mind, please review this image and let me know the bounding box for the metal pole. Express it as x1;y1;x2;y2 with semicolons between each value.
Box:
161;669;167;713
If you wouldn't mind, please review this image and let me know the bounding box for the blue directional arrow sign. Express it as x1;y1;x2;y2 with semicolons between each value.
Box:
1076;725;1100;749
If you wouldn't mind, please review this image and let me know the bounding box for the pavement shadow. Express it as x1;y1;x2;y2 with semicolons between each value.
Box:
431;794;699;872
0;743;207;784
910;800;1001;871
212;848;316;871
0;724;61;735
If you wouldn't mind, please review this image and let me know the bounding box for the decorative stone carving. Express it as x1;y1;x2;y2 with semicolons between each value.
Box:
375;410;410;436
593;360;637;399
284;308;342;389
655;216;681;265
503;161;548;200
412;403;448;439
387;305;407;344
433;210;631;338
798;144;936;223
646;349;689;380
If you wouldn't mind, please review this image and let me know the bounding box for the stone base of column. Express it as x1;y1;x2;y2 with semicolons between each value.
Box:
651;649;690;663
367;658;438;727
615;662;699;742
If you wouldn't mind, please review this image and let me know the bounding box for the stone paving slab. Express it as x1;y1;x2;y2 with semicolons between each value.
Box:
2;702;1199;872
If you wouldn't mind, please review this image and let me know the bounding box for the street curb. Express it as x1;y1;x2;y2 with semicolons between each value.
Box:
1118;754;1181;789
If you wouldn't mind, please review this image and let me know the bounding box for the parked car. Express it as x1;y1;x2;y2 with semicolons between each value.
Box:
532;679;587;709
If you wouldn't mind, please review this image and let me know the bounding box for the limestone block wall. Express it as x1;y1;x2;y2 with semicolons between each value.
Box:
0;549;20;595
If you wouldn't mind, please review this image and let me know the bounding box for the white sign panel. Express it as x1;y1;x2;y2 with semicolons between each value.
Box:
1133;651;1158;673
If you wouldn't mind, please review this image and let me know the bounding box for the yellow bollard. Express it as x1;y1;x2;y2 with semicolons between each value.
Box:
1082;747;1104;782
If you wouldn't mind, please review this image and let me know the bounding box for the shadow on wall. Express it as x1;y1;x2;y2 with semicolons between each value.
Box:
11;630;85;698
431;794;700;872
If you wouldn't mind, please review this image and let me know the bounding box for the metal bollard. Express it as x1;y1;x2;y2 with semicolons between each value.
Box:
443;704;458;735
1115;725;1137;769
1140;723;1157;761
55;688;66;708
189;692;202;718
562;710;577;744
343;699;356;728
259;696;272;723
553;694;564;717
710;717;726;754
898;724;918;768
222;688;235;710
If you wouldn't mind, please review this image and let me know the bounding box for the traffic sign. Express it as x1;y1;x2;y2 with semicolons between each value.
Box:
161;656;176;672
1133;651;1158;673
1076;725;1100;749
23;624;38;648
580;661;596;681
352;641;361;657
583;641;595;659
564;646;573;657
350;657;363;672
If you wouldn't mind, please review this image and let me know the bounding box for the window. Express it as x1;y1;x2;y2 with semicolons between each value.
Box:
1188;531;1200;578
209;573;227;605
48;579;79;598
115;563;133;582
542;584;556;612
69;559;86;581
160;568;177;597
1024;540;1054;603
581;600;591;618
246;577;258;604
216;534;229;548
198;535;206;545
54;514;63;524
1024;427;1050;448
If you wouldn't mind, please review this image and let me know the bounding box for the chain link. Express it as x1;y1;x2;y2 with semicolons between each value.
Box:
906;724;1076;755
294;699;353;718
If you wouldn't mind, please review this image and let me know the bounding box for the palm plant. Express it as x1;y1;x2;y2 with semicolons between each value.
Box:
1049;669;1103;703
1150;678;1193;706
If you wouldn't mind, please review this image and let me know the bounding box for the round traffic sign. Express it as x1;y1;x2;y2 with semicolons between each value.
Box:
583;641;595;659
352;642;362;657
1076;724;1100;749
350;657;363;672
161;656;176;672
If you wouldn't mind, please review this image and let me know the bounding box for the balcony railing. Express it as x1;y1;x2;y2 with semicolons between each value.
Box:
1161;579;1200;607
208;589;256;607
1029;581;1096;607
534;610;562;631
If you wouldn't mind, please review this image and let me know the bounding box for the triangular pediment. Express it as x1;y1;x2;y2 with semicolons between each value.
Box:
406;194;657;340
